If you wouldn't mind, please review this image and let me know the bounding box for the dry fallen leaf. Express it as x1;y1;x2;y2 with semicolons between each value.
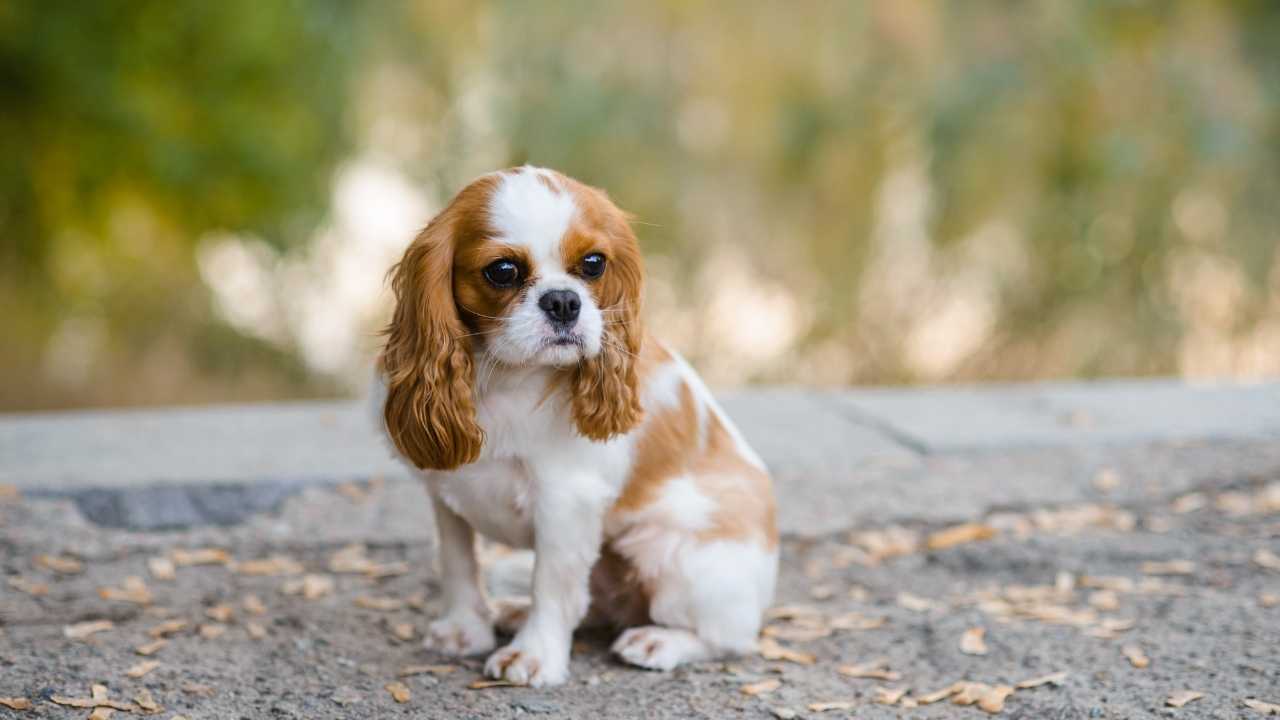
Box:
1243;698;1280;715
354;596;406;611
98;576;153;605
205;604;235;623
762;623;832;642
234;555;304;577
917;682;964;704
1260;593;1280;608
242;594;267;616
64;620;114;640
1016;671;1068;689
336;482;368;503
828;612;887;631
170;548;230;566
874;686;909;705
246;622;267;640
399;664;457;677
385;681;411;703
1171;493;1206;513
1166;690;1204;708
329;543;374;574
807;700;857;712
7;577;49;596
960;627;989;656
134;688;161;713
765;604;825;622
1093;468;1121;493
897;592;937;612
126;660;161;678
36;554;84;574
389;622;415;641
1141;560;1195;576
147;556;176;581
741;679;782;696
181;683;214;697
1255;549;1280;571
979;685;1015;713
927;523;997;551
838;660;900;681
1122;645;1150;669
0;484;19;501
134;639;167;656
468;679;519;690
758;637;816;665
0;698;32;710
952;683;993;706
148;619;189;637
51;685;137;711
198;623;227;640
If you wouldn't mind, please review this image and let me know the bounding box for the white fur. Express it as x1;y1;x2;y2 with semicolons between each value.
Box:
484;167;604;367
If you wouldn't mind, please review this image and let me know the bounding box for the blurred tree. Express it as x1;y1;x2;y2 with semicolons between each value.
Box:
0;0;366;407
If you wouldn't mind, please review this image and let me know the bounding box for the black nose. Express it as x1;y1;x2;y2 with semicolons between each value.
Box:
538;289;581;324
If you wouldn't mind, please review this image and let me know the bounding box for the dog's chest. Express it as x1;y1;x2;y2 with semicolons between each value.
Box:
434;459;536;548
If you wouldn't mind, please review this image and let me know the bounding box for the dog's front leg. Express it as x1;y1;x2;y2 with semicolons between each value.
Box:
484;463;609;687
423;492;496;656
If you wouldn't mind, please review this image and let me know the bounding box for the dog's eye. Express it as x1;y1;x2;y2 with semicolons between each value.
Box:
483;260;521;288
580;253;606;279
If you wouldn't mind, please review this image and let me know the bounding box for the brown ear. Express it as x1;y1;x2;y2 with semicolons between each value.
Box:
380;212;483;470
572;220;645;441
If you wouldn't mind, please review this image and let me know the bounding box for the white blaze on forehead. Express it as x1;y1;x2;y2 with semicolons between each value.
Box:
488;167;578;270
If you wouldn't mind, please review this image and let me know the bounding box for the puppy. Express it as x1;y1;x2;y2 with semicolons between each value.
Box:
377;166;776;687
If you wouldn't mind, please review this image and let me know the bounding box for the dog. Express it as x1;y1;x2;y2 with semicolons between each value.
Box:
376;166;777;687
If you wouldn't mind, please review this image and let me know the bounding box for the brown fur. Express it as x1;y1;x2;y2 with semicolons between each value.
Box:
380;176;500;470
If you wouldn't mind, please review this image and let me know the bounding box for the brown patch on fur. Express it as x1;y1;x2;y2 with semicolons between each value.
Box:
380;174;501;470
555;174;645;441
587;544;653;629
610;344;777;548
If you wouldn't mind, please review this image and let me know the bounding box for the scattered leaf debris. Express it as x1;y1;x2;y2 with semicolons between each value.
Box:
170;548;230;566
1166;690;1204;708
336;482;368;503
1093;468;1121;493
134;639;167;656
897;592;937;612
147;557;176;581
978;685;1015;713
399;664;457;677
807;700;857;712
205;604;235;623
385;681;411;703
388;621;415;641
7;577;49;596
917;683;963;704
242;594;267;616
1243;698;1280;715
246;622;268;640
1122;644;1150;668
0;698;32;710
0;484;19;501
874;686;909;705
828;612;887;631
234;555;304;576
1260;593;1280;608
838;660;900;681
51;685;137;711
927;523;997;551
1016;671;1067;689
148;619;188;637
741;679;781;696
1255;549;1280;571
1141;560;1195;576
126;660;161;678
199;623;227;640
354;595;405;611
281;574;334;599
960;627;989;656
36;554;84;574
98;576;153;605
64;620;114;640
758;637;816;665
134;688;161;714
952;682;992;706
181;682;214;697
468;679;519;690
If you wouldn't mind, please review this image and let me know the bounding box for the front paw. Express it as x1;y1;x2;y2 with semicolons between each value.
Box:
483;634;569;687
423;612;495;657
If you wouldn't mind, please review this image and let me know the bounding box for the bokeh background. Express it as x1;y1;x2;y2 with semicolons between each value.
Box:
4;2;1279;411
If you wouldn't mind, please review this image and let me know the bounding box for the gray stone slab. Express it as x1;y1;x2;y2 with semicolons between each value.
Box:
840;378;1280;452
0;400;406;489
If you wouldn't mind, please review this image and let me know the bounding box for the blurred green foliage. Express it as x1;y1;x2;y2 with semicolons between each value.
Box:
2;2;1279;409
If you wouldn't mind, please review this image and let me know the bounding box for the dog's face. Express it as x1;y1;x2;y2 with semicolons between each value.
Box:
380;167;646;470
452;168;641;368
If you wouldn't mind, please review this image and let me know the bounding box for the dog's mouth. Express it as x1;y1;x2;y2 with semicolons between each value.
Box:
546;334;584;348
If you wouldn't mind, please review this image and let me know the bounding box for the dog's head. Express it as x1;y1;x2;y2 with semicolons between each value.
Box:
380;167;645;470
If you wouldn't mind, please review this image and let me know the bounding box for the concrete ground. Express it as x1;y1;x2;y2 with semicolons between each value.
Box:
1;380;1279;718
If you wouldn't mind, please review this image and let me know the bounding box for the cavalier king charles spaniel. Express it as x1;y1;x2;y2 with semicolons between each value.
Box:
376;166;776;687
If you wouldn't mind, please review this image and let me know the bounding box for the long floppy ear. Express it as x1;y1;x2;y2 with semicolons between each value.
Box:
572;216;645;441
380;212;483;470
